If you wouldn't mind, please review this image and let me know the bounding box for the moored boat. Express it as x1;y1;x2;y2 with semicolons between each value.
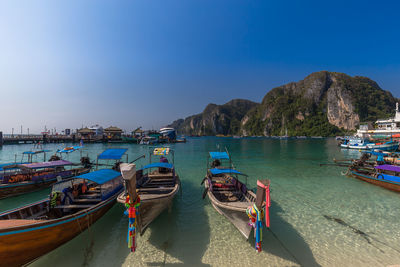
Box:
0;160;90;199
0;150;50;179
340;138;399;151
0;169;123;267
349;164;400;192
139;136;158;145
201;151;270;251
117;147;180;235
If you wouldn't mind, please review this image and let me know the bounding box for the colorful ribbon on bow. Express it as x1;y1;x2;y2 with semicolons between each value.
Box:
246;204;264;252
125;194;140;252
246;180;271;252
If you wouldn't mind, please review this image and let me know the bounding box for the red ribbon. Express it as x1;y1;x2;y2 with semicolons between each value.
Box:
257;180;270;228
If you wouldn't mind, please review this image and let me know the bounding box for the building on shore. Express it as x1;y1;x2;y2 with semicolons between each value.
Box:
77;127;96;139
133;128;144;138
104;126;123;140
88;125;104;136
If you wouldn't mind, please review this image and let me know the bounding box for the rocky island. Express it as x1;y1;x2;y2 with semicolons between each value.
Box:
169;71;398;136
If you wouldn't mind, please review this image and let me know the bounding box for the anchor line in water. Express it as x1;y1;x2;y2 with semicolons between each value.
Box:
82;211;95;267
268;228;302;266
162;242;168;267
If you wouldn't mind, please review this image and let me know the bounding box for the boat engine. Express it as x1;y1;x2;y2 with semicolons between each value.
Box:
49;154;61;161
80;156;92;168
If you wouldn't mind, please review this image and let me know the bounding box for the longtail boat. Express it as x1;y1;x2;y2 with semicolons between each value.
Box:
202;151;270;251
349;164;400;192
0;150;50;179
340;138;399;151
0;169;123;267
118;147;180;235
0;160;90;199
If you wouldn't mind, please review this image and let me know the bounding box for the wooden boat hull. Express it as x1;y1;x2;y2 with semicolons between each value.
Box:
350;169;400;192
0;168;90;199
0;190;121;267
341;143;399;151
204;178;254;239
209;198;252;239
117;176;180;234
138;188;178;233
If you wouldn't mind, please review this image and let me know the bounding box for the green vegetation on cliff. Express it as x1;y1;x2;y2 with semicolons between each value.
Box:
170;71;398;136
168;99;259;135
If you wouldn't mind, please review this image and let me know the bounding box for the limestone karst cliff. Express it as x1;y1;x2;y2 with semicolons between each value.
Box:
169;71;398;136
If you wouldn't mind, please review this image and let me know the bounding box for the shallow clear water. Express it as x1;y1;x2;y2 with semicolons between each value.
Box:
1;138;399;267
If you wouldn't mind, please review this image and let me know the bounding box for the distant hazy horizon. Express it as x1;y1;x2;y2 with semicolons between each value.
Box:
1;0;399;134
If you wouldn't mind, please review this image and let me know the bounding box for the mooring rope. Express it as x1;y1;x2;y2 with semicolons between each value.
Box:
268;228;302;266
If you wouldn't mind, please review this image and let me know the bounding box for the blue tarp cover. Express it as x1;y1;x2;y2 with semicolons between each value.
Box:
209;168;245;175
98;148;128;160
76;169;121;184
141;163;173;170
209;152;229;160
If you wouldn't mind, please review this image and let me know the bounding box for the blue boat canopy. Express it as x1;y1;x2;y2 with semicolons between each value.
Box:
141;162;174;170
98;148;128;160
76;169;121;184
22;150;51;155
209;168;246;176
209;152;229;160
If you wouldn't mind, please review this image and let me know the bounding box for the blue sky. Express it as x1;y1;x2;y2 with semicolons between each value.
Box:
1;0;399;133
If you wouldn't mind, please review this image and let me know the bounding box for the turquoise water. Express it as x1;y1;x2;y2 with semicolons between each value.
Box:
1;138;400;267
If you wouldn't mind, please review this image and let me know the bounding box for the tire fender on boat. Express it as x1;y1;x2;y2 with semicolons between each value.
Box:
377;174;384;179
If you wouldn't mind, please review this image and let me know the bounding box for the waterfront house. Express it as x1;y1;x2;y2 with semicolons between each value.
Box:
77;127;95;139
104;126;123;140
89;124;104;136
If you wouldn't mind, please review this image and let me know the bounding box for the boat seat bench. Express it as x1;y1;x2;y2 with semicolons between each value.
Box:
26;210;47;219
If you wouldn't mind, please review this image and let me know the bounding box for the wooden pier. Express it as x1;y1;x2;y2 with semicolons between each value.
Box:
0;133;76;145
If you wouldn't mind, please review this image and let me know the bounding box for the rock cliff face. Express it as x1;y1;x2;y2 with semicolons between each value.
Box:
242;71;397;136
326;78;359;130
168;99;259;135
170;71;398;136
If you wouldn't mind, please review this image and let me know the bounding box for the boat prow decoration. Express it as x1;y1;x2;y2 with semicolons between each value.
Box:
117;147;180;252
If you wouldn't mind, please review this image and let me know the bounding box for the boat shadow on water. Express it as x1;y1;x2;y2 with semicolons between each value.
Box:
145;181;211;267
257;199;321;267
